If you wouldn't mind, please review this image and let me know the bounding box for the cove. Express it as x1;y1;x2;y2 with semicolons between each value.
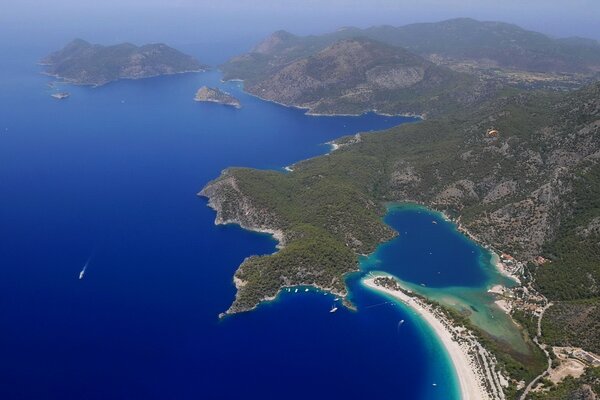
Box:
359;204;530;354
0;42;457;400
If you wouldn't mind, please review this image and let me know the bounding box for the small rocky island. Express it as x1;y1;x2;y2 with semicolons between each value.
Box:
194;86;241;108
41;39;208;86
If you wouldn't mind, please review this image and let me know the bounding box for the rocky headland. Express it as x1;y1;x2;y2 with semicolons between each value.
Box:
194;86;241;108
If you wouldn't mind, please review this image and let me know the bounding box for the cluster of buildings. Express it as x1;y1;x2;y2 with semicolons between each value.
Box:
498;253;525;279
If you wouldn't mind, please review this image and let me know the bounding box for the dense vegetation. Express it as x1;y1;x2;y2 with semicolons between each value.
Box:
209;21;600;393
446;303;547;392
203;82;599;310
359;18;600;74
225;18;600;79
536;164;600;301
536;164;600;355
202;82;599;396
232;224;356;312
42;39;207;86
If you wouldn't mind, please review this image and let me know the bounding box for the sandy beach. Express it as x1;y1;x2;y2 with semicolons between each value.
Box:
363;276;501;400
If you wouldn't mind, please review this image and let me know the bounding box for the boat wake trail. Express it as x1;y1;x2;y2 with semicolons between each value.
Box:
79;253;94;280
397;319;405;332
363;301;391;309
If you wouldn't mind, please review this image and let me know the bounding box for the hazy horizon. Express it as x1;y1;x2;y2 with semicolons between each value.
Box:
2;0;599;53
0;2;598;400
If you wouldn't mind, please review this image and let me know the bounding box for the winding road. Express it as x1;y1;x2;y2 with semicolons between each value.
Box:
519;301;553;400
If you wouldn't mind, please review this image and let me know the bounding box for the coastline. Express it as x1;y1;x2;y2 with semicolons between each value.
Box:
193;97;241;108
41;68;207;88
217;217;286;250
199;184;354;316
220;77;425;119
387;202;523;286
363;275;507;400
219;277;349;319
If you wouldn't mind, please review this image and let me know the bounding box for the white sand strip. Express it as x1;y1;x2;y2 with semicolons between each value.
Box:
363;277;491;400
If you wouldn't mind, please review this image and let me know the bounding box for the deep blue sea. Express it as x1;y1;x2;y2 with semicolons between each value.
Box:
0;44;497;399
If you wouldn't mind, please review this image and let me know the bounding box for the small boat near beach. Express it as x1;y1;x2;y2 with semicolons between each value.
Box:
330;305;338;313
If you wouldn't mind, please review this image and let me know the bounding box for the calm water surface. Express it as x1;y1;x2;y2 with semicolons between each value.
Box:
0;45;495;399
361;205;528;353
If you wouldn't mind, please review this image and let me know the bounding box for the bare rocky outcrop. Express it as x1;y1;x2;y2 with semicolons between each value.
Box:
483;180;517;203
365;65;425;89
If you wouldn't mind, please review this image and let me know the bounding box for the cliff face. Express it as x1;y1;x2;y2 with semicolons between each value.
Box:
42;39;207;86
199;172;286;244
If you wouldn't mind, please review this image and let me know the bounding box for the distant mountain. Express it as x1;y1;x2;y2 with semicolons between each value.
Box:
226;19;600;78
222;19;600;115
223;36;489;116
42;39;208;86
361;18;600;74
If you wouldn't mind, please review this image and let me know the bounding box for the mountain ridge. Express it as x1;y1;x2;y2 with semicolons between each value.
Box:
200;80;600;396
222;18;600;115
225;36;490;116
42;39;208;86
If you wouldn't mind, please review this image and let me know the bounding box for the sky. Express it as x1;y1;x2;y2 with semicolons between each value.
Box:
1;0;599;61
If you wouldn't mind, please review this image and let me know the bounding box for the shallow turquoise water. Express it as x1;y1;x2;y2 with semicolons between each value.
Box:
0;44;464;399
360;204;528;353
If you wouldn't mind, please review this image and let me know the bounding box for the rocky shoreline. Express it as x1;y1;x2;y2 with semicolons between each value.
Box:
43;69;206;87
223;79;426;118
194;86;241;108
199;171;354;316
